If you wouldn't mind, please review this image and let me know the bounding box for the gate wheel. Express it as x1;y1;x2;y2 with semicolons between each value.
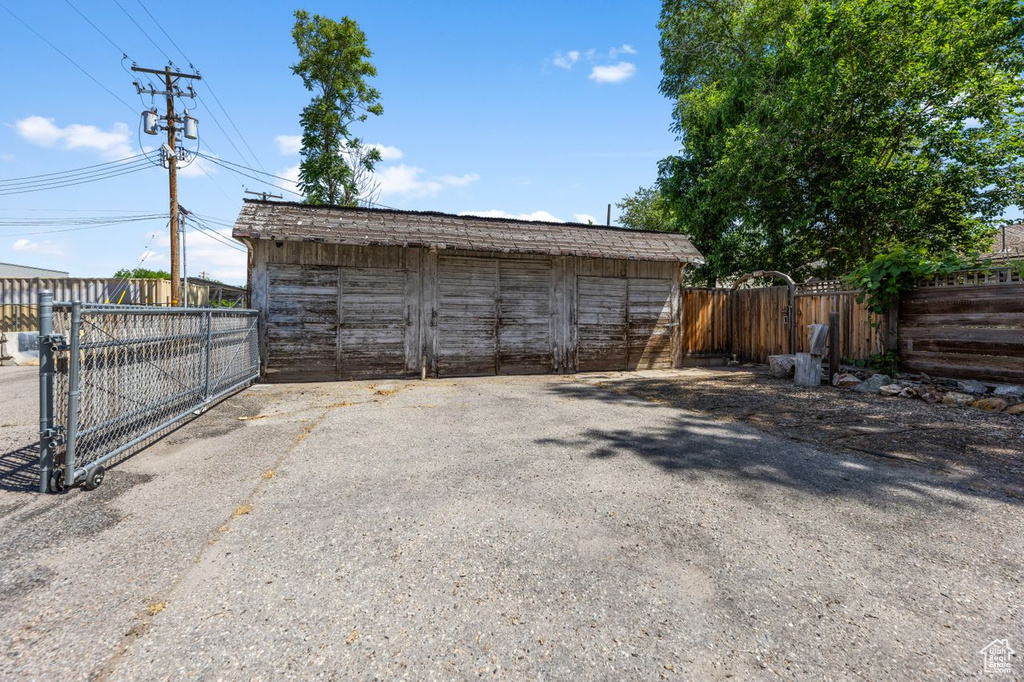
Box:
84;466;105;491
49;468;65;493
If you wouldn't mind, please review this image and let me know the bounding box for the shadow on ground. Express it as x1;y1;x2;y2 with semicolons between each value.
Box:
544;375;1023;508
0;444;40;494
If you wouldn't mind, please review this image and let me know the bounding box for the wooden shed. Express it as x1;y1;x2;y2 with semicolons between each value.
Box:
232;200;703;381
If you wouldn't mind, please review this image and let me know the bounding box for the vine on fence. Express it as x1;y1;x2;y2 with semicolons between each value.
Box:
845;245;978;315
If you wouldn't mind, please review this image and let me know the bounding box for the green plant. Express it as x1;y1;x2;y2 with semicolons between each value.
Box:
846;245;976;314
869;350;900;377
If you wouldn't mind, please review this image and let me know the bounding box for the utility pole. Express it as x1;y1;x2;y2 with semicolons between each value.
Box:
132;65;201;307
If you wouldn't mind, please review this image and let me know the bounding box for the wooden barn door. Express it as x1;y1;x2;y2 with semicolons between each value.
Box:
436;255;499;376
497;260;553;374
626;278;676;370
337;267;410;379
266;264;339;381
576;276;628;371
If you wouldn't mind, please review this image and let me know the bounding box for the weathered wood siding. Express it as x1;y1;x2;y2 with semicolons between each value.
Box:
245;240;685;381
794;291;882;361
680;288;730;361
899;282;1024;382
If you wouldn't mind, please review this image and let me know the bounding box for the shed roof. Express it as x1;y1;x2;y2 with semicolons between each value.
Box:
990;223;1024;258
232;200;704;264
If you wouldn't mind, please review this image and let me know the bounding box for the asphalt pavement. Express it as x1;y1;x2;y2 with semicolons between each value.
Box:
0;367;1020;679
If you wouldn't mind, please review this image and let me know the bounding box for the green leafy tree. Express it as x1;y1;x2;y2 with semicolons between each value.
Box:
616;186;674;231
114;268;170;280
292;10;383;206
656;0;1024;285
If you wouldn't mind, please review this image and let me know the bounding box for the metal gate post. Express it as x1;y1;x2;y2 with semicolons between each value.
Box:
38;291;54;493
204;310;212;400
64;301;82;486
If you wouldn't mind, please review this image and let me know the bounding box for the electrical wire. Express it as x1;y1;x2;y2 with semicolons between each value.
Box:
0;1;138;116
0;162;154;196
193;153;303;198
0;154;151;184
111;0;173;64
63;0;128;56
3;216;167;237
188;216;246;253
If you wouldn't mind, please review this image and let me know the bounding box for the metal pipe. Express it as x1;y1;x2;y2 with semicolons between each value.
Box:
204;310;212;400
38;290;53;493
65;301;82;485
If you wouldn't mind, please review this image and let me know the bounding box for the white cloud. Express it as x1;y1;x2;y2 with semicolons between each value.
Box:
460;210;564;223
573;213;597;224
14;116;134;160
279;163;301;196
609;44;637;58
377;164;479;198
589;62;637;84
552;50;580;70
12;238;63;256
274;134;302;155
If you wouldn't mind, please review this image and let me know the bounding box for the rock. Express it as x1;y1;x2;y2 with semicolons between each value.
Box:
1005;403;1024;416
832;373;862;388
993;385;1024;398
898;387;918;398
972;397;1008;412
920;389;942;404
879;384;903;397
768;354;796;378
942;391;975;407
853;374;892;394
956;379;988;395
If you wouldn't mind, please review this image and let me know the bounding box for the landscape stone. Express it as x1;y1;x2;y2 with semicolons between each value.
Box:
993;385;1024;398
942;391;975;407
972;397;1008;412
898;387;917;398
956;379;988;395
853;374;891;394
1005;403;1024;416
879;384;903;397
832;373;862;388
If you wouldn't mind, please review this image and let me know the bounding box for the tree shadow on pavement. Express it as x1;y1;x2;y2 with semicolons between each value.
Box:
543;378;1023;509
0;443;40;494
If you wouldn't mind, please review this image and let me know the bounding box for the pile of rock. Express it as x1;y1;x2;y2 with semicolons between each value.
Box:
830;372;1024;415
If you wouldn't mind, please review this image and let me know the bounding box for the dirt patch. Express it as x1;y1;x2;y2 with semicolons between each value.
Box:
586;368;1024;496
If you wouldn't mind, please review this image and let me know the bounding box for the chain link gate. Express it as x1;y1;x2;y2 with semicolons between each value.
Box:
37;291;261;493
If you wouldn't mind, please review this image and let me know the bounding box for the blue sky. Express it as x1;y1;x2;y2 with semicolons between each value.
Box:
0;1;679;284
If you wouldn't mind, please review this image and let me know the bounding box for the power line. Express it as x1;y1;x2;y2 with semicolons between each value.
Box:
0;162;154;195
194;94;259;172
111;0;173;64
0;1;138;115
194;152;303;198
0;214;163;226
0;154;150;185
63;0;129;57
4;216;167;237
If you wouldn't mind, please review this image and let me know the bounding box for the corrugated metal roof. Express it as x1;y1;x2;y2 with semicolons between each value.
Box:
231;200;704;264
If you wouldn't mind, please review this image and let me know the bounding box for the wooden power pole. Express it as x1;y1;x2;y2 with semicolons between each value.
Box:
132;65;201;307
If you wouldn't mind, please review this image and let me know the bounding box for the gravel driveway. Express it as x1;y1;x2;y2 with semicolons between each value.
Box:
0;366;1020;679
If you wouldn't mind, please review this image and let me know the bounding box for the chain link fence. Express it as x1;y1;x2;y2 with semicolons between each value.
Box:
37;291;260;492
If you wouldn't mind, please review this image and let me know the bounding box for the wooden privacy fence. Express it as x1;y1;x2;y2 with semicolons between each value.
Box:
681;283;883;365
899;265;1024;382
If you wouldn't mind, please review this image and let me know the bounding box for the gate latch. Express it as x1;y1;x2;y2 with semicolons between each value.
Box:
40;425;66;449
40;334;68;352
